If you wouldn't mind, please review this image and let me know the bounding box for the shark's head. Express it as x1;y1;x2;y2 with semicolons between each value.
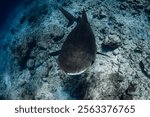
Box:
58;47;96;75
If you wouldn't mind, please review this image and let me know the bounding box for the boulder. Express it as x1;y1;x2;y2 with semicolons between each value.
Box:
102;34;121;51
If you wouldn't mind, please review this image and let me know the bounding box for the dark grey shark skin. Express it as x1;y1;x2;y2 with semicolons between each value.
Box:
51;7;97;75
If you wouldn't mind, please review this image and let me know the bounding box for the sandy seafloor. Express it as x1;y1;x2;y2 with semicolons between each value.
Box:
0;0;150;99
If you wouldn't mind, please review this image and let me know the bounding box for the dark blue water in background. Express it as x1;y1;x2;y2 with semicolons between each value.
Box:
0;0;24;76
0;0;23;31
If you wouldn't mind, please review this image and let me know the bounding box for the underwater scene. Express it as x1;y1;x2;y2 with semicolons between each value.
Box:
0;0;150;100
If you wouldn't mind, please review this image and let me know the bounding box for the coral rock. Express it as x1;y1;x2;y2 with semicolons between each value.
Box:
102;34;121;50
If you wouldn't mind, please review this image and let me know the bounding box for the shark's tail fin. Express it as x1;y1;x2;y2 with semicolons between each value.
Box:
59;7;77;27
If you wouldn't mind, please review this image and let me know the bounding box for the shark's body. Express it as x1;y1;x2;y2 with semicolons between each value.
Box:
51;7;97;75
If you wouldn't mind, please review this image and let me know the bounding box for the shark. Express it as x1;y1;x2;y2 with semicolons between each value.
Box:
50;7;108;75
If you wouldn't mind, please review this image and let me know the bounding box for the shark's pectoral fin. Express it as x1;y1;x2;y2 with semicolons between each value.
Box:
50;50;61;56
67;20;74;27
59;6;76;27
96;52;110;57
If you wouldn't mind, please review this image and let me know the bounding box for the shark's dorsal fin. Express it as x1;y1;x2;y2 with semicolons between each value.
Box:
59;7;76;27
82;9;88;23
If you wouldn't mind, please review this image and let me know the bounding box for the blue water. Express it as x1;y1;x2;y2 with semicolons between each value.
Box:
0;0;23;31
0;0;24;75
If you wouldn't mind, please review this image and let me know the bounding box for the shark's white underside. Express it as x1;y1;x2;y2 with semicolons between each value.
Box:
66;68;87;75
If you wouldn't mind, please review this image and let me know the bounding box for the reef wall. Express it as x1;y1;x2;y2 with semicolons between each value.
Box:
0;0;150;99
